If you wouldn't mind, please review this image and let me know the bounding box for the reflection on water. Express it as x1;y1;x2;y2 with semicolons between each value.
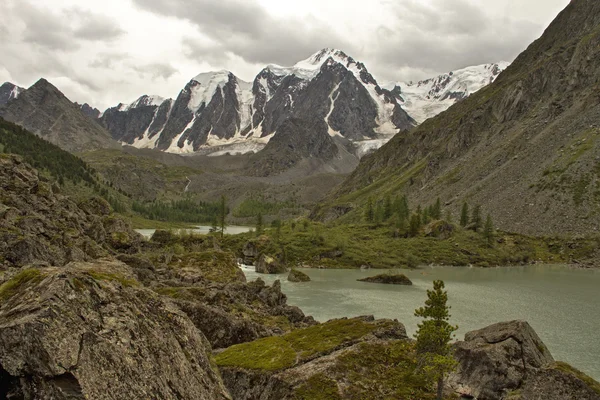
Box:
136;225;252;238
243;265;600;381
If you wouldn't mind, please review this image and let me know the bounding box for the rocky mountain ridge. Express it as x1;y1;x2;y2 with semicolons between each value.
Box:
0;82;23;107
0;79;118;153
315;0;600;236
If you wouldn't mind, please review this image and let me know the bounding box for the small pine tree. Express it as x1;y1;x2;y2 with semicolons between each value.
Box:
256;213;263;236
211;215;218;233
219;195;227;238
409;213;421;237
484;214;495;247
472;205;482;232
375;201;384;224
383;194;393;221
414;280;458;400
365;197;375;223
401;195;410;220
422;207;430;225
460;202;469;227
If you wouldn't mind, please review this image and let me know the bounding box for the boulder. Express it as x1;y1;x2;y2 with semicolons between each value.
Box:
449;320;555;400
256;254;286;274
357;273;413;285
0;260;230;399
288;269;311;282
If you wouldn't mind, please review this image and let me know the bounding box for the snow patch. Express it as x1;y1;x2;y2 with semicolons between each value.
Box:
325;82;342;137
188;70;231;113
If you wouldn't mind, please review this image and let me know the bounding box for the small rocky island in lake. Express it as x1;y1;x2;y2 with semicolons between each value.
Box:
288;269;311;282
358;274;413;285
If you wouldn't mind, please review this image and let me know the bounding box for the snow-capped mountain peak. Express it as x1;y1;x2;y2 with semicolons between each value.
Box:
390;62;510;123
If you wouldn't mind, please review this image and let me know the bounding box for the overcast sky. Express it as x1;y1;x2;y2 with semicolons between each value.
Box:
0;0;569;110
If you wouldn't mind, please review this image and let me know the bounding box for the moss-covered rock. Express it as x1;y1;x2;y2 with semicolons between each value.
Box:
288;269;311;282
358;273;413;285
215;316;407;372
256;254;286;274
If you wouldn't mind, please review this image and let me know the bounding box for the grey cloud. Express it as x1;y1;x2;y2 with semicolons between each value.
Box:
14;1;77;51
132;0;355;66
70;9;125;41
370;0;542;82
131;63;178;80
6;1;124;53
89;52;131;69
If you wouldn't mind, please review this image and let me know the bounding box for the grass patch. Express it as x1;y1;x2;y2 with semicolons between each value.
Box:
0;269;42;301
214;336;296;371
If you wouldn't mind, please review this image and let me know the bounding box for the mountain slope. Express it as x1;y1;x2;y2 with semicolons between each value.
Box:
100;49;415;158
385;63;509;123
0;82;24;107
0;79;118;153
316;0;600;236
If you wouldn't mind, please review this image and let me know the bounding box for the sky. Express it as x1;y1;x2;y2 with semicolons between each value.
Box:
0;0;570;110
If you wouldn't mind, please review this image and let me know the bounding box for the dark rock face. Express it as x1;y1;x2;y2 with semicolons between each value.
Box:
357;274;412;285
0;260;231;400
449;320;555;400
246;117;338;177
0;79;117;152
0;82;24;107
288;269;310;282
0;155;142;268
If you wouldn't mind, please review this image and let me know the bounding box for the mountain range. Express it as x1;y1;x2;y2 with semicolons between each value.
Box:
0;50;505;162
315;0;600;236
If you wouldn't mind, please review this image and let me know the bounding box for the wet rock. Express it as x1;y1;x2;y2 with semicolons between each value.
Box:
357;273;413;285
288;269;311;282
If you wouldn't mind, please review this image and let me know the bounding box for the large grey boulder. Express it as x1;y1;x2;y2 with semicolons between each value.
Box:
449;320;554;400
255;254;286;274
0;260;231;400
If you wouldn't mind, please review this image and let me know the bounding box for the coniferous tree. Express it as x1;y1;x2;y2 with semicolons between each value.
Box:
422;207;430;225
414;280;458;400
472;205;483;232
383;194;393;221
409;213;422;237
460;202;469;227
256;213;263;236
484;214;495;247
365;197;375;223
219;195;227;238
375;201;384;223
400;195;410;221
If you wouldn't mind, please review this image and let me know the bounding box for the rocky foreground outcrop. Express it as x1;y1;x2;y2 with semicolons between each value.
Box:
0;154;142;268
0;260;230;399
450;320;600;400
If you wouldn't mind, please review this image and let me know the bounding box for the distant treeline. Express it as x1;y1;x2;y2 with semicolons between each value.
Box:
132;198;222;223
233;196;297;218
